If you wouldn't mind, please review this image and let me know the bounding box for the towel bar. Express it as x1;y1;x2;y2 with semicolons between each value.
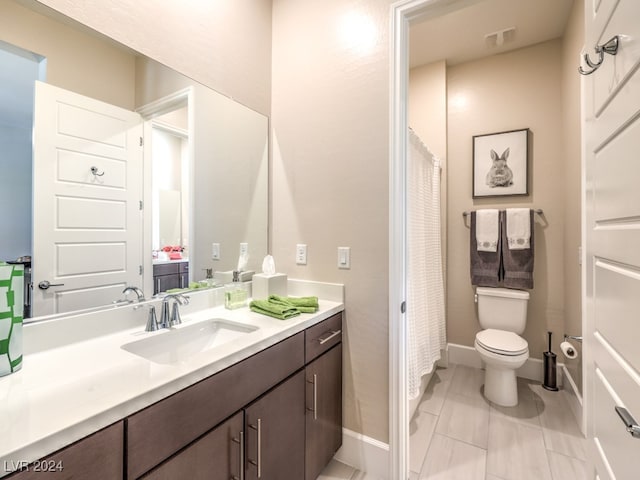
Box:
462;208;543;218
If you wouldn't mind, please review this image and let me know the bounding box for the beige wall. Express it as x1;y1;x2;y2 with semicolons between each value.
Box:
271;0;394;442
446;40;566;360
0;0;136;109
561;0;584;393
31;0;272;115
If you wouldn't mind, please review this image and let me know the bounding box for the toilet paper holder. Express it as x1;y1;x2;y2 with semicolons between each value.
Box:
564;334;583;343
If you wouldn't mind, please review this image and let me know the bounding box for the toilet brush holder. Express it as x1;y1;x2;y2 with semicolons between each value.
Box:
543;331;559;391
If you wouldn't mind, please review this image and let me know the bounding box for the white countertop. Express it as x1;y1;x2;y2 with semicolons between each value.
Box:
0;295;343;476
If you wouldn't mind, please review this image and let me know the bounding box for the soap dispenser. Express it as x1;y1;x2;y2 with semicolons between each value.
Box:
224;270;248;309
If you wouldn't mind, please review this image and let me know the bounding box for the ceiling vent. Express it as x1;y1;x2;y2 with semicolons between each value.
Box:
484;27;516;48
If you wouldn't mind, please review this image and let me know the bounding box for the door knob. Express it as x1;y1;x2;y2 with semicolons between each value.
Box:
38;280;64;290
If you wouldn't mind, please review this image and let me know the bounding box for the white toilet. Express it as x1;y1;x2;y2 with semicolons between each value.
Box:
474;287;530;407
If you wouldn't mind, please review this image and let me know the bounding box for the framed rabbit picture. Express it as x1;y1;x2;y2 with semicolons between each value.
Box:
472;128;529;198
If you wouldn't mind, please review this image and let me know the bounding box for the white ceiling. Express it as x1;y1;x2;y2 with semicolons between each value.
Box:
409;0;575;68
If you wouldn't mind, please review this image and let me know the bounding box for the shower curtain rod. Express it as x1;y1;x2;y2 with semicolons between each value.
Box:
462;208;543;218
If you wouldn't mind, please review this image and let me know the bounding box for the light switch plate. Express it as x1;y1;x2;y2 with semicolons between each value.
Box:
338;247;350;269
212;243;220;260
296;244;307;265
240;242;249;257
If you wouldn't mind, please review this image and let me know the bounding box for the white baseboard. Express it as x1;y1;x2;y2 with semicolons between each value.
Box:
334;428;389;479
561;364;584;434
447;343;564;385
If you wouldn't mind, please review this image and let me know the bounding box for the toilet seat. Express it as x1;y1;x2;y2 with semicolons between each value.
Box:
476;329;528;356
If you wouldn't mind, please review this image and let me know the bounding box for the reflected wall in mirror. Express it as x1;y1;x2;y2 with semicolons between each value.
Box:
0;0;269;320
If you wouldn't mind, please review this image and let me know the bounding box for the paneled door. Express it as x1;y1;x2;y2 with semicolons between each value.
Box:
32;81;143;316
584;0;640;478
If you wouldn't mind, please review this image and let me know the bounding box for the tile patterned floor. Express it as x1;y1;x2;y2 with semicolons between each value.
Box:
318;364;586;480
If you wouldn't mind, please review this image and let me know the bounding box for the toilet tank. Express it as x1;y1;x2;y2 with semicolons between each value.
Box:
476;287;529;334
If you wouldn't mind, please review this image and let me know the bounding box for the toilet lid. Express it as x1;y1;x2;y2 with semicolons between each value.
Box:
476;329;528;356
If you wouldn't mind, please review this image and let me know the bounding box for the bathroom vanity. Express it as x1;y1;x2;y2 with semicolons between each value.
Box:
0;285;343;480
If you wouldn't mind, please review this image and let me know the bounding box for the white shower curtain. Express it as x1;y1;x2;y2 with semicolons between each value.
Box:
407;129;446;400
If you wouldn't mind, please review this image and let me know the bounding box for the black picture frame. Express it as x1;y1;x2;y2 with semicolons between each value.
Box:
472;128;529;198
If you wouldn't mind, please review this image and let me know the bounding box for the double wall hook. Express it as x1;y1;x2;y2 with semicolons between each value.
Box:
90;166;105;177
579;36;619;75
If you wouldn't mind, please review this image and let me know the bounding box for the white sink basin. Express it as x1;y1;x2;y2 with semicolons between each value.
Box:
121;319;259;365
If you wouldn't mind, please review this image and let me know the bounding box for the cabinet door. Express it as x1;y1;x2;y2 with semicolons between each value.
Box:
7;422;123;480
153;274;180;294
305;344;342;480
141;412;243;480
244;371;305;480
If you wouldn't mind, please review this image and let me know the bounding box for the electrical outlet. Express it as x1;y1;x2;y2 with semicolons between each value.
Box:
240;242;249;257
338;247;350;269
212;243;220;260
296;244;307;265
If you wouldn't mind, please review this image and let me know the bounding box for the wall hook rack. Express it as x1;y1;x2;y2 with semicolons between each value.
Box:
579;36;619;75
90;166;105;177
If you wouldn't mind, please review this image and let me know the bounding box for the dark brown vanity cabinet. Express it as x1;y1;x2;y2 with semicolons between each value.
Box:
304;313;343;480
7;422;124;480
152;261;188;294
11;312;343;480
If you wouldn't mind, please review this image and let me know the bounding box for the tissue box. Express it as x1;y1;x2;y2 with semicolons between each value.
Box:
252;273;287;300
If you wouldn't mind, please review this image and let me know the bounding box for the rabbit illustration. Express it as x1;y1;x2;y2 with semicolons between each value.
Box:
485;148;514;187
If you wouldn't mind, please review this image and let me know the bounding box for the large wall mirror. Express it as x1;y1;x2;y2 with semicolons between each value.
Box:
0;0;269;320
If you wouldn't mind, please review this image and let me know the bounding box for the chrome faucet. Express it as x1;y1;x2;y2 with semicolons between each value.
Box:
122;286;145;302
159;293;190;329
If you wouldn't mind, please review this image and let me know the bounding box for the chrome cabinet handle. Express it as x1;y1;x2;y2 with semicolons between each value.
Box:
248;419;262;478
615;406;640;438
231;430;244;480
318;329;341;345
38;280;64;290
307;374;318;420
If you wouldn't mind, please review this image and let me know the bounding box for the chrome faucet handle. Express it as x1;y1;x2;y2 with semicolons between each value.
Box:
145;305;159;332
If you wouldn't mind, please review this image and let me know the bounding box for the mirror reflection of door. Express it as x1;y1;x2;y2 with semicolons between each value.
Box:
150;108;190;294
32;81;144;317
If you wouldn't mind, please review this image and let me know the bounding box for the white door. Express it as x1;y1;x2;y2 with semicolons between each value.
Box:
32;81;143;316
584;1;640;478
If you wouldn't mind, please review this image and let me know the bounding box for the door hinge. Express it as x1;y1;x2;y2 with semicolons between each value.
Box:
139;200;143;210
400;301;406;314
139;265;143;275
139;136;143;147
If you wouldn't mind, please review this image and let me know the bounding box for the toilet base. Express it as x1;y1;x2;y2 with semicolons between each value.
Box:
484;366;518;407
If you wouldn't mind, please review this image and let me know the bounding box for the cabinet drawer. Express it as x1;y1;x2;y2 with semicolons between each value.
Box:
127;333;304;479
305;312;342;363
153;263;179;276
8;422;124;480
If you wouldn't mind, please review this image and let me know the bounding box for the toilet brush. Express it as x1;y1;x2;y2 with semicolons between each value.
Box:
543;331;558;391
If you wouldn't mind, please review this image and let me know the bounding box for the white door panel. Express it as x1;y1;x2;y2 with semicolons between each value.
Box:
585;0;640;478
32;81;143;316
592;1;640;116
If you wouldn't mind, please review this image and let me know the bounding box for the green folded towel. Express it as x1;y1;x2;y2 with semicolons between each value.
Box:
268;294;319;313
250;299;301;320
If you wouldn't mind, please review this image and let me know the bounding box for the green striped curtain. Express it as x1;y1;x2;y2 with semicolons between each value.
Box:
0;263;23;376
